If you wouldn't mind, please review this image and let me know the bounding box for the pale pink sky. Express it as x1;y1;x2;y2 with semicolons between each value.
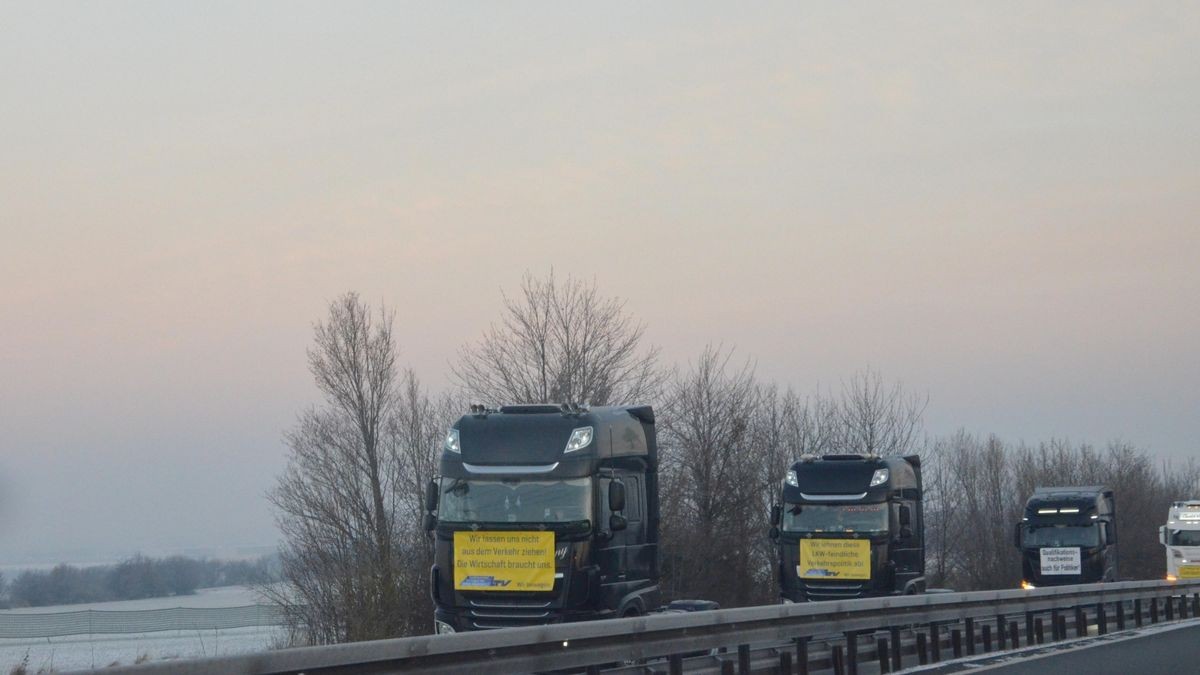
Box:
1;3;1198;561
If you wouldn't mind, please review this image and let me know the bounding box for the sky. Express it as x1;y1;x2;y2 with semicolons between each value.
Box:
1;2;1198;563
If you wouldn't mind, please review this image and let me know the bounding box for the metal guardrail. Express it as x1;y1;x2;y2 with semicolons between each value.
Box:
93;579;1200;675
0;605;286;639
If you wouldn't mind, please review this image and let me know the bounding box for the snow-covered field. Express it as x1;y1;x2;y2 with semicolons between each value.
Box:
0;586;285;672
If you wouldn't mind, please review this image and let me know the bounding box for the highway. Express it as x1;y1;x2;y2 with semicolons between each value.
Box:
909;619;1200;674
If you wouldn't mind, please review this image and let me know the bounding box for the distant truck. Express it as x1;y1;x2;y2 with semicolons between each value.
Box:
1161;500;1200;582
423;404;660;633
770;454;925;601
1015;486;1117;588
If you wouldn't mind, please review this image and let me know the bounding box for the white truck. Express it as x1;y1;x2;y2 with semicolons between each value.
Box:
1160;500;1200;581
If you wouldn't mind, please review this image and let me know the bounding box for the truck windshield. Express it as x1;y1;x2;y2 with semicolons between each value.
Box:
438;477;592;525
1169;529;1200;546
782;503;887;533
1023;523;1099;547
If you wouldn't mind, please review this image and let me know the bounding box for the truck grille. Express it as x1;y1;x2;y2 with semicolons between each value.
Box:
801;581;868;601
466;598;555;629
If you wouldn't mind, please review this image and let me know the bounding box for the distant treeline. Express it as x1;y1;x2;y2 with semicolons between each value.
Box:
0;554;280;609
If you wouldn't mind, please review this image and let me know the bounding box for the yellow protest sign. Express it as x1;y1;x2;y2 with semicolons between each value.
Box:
799;539;871;580
453;531;555;591
1179;565;1200;580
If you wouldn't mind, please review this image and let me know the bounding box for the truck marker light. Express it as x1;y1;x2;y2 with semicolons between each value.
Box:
1059;507;1080;514
1037;508;1057;514
564;426;593;453
869;469;889;487
1091;514;1099;519
1021;581;1035;590
1167;574;1177;582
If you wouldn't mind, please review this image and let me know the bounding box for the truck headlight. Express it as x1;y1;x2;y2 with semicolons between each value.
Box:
435;620;456;635
444;429;461;453
869;469;889;487
564;427;593;453
785;470;798;487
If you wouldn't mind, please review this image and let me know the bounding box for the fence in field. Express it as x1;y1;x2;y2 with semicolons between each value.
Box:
0;605;286;639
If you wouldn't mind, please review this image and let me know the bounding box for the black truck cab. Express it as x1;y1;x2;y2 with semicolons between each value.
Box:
771;454;925;602
1015;486;1117;588
425;404;660;633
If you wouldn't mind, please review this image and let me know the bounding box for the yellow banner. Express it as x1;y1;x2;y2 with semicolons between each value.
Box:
799;539;871;581
453;531;555;592
1180;565;1200;579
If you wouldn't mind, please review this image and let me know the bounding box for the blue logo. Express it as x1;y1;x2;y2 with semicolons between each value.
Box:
461;576;511;587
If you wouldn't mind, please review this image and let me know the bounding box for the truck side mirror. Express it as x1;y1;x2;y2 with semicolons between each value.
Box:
609;479;626;512
609;514;627;532
1160;526;1168;545
769;504;781;540
422;512;436;532
425;479;439;513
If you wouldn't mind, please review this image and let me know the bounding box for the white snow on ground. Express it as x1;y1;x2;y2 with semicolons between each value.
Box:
1;586;285;672
1;625;287;672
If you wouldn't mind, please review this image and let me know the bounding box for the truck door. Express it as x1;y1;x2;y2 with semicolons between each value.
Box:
598;476;632;583
891;500;922;591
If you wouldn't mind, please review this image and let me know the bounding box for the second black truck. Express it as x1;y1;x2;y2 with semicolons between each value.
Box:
771;453;925;602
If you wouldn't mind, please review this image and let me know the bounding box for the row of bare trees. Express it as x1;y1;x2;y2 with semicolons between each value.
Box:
271;274;1198;644
924;434;1200;591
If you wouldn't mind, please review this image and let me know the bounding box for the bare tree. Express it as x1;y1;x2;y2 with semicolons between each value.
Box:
659;345;763;606
452;271;662;405
832;369;926;457
268;293;407;644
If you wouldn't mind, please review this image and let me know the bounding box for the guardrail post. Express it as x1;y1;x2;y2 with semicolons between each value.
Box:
930;623;941;663
668;653;683;675
965;617;975;655
737;643;750;674
1025;612;1034;646
1134;598;1143;627
1179;594;1189;620
877;637;890;674
951;628;962;658
1150;596;1159;623
1097;603;1108;635
831;644;845;675
1034;617;1045;644
1193;593;1199;616
917;632;928;664
890;626;901;671
1075;607;1086;638
1009;621;1020;648
721;659;735;675
1166;594;1175;621
1116;600;1126;631
795;636;809;675
846;631;858;675
996;615;1006;650
1056;613;1067;642
1050;609;1061;641
982;624;992;652
779;651;793;675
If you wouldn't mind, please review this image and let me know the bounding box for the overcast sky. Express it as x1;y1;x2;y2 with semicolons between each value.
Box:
2;2;1198;562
